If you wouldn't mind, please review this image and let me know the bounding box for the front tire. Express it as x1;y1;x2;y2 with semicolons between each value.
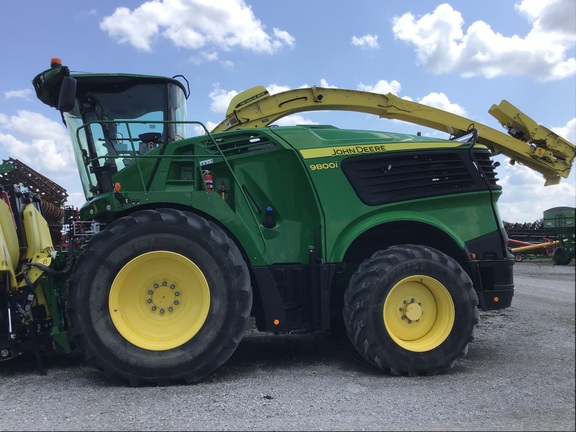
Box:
552;247;573;265
343;244;478;376
67;209;252;385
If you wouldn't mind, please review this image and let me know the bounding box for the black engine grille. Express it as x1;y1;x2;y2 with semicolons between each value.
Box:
341;149;500;206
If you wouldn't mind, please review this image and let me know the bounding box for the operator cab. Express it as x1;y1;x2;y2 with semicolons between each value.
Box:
33;61;190;198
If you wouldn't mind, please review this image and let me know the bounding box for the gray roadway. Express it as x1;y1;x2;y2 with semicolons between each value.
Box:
0;261;574;431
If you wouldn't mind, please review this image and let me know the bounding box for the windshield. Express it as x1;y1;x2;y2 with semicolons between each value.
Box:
64;81;187;199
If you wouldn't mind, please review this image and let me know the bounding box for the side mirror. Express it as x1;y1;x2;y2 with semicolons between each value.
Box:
58;77;77;112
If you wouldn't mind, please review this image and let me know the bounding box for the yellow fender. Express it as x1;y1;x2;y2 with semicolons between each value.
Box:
19;203;55;287
0;199;19;287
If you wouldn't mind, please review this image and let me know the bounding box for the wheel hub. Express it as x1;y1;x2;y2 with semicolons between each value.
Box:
148;281;180;313
403;300;423;322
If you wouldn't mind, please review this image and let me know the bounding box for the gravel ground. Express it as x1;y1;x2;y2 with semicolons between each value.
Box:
0;260;574;431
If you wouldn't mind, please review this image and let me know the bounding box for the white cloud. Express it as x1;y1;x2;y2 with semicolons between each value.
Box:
553;117;576;143
4;89;33;100
266;84;291;95
220;59;235;69
318;79;337;89
357;79;402;94
417;92;467;116
203;51;219;62
208;84;238;113
78;9;97;18
0;111;76;181
351;34;379;49
515;0;576;41
273;28;295;47
392;0;576;81
188;51;220;65
497;158;575;223
208;83;295;118
274;114;317;126
100;0;294;54
192;122;216;136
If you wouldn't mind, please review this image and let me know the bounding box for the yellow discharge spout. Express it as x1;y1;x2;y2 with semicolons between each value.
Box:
510;240;559;253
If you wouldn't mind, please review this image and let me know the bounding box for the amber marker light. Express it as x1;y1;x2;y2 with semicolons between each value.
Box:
114;182;122;193
273;319;280;326
493;297;499;302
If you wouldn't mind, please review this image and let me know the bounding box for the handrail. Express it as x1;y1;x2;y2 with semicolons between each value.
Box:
75;119;267;253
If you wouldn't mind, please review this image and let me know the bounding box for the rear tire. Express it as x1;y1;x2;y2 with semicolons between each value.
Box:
552;247;573;265
343;244;478;376
67;209;251;385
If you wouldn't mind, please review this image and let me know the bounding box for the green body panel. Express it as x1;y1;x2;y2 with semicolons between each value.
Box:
323;193;499;263
81;189;270;266
87;129;323;266
42;263;73;353
203;147;321;265
269;127;500;263
80;125;502;269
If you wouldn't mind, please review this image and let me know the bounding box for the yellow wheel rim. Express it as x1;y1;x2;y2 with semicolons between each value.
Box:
109;251;210;351
383;275;454;352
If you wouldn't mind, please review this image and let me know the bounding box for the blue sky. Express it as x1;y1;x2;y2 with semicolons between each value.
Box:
0;0;574;223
